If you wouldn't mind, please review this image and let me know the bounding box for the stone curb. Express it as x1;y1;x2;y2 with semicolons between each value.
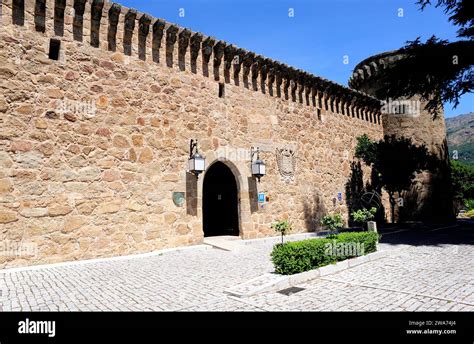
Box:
242;231;332;246
0;244;213;274
224;247;403;298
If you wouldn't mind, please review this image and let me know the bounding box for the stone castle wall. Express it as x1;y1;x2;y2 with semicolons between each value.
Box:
0;0;383;268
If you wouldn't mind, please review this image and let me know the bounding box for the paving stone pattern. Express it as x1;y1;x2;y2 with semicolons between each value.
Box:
1;227;473;311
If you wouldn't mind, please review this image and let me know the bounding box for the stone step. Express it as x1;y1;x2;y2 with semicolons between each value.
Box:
203;236;243;252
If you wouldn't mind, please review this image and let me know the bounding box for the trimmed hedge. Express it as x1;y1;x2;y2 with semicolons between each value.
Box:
271;231;379;275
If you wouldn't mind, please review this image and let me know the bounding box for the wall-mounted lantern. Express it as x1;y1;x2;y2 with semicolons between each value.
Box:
251;147;266;182
188;139;205;178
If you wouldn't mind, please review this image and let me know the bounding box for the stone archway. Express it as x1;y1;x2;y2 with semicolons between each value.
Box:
202;161;239;237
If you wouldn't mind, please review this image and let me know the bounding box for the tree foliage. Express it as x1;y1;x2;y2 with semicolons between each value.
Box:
375;0;474;116
355;135;433;222
271;220;293;244
372;136;432;197
321;214;344;233
351;207;377;225
418;0;474;39
354;134;377;165
450;160;474;206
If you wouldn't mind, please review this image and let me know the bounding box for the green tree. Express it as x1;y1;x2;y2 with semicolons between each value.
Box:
355;134;377;165
351;207;377;227
271;220;293;244
450;160;474;212
321;214;344;233
374;0;474;116
355;135;432;223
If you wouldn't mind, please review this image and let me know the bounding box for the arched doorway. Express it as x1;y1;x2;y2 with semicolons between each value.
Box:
203;161;239;237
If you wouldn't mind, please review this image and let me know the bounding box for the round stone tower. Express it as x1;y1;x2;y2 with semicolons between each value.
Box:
349;51;455;223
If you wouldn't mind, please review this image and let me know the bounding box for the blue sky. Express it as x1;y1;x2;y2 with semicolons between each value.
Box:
118;0;472;118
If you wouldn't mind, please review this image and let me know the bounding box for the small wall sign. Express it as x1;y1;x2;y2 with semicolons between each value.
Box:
258;192;265;203
172;192;185;207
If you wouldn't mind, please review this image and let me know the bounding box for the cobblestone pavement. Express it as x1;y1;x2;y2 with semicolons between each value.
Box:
1;222;473;311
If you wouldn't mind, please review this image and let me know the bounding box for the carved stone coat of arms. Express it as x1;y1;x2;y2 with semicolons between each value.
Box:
276;148;296;182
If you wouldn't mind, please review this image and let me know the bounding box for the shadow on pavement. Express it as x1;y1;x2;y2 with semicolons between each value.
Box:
377;220;474;247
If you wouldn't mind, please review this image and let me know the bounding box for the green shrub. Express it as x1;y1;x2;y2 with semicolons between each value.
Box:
271;231;379;275
335;231;379;255
271;220;293;243
321;214;344;233
351;207;377;224
465;199;474;211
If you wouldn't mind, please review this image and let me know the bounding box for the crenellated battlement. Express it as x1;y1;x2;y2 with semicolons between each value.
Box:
1;0;383;125
348;50;405;91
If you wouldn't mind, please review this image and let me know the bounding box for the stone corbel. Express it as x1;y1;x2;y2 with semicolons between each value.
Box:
13;0;25;26
259;58;270;94
274;64;283;98
364;106;370;122
73;0;87;41
190;32;203;74
352;97;362;118
341;94;349;116
376;111;382;125
152;19;165;62
281;65;291;100
304;74;312;106
34;0;47;33
373;99;382;124
178;28;191;70
317;87;323;109
138;14;151;60
123;9;137;56
250;59;259;91
351;95;359;117
165;24;179;67
223;44;236;83
267;61;276;97
335;88;344;114
213;40;225;81
357;105;363;119
242;52;255;89
322;82;332;111
328;84;339;113
250;57;262;92
310;78;320;107
297;71;305;104
54;0;67;36
201;36;216;77
232;48;245;85
343;94;353;117
90;0;104;47
107;3;121;51
289;69;298;102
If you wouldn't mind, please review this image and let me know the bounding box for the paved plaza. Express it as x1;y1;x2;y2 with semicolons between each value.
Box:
1;222;473;311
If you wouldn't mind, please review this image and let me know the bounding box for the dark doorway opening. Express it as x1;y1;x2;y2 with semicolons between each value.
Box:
203;162;239;237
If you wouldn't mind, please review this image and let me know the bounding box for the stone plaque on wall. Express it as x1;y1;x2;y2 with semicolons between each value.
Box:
276;148;296;183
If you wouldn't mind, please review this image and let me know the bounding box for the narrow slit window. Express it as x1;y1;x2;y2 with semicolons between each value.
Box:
49;39;61;60
218;83;225;98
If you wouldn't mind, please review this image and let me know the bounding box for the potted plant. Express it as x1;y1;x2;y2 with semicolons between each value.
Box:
271;220;293;244
351;207;377;230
